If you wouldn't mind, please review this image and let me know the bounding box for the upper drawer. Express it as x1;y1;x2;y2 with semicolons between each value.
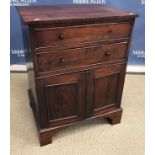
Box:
33;22;131;49
36;42;128;73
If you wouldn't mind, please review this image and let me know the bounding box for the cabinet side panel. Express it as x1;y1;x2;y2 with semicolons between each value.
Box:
21;20;39;113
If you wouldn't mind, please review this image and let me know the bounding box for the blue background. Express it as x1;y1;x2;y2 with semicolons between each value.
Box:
10;0;145;65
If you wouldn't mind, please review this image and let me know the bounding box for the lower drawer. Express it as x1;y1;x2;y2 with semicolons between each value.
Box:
36;42;128;73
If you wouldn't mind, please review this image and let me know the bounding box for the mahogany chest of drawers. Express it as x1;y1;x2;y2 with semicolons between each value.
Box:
17;5;137;146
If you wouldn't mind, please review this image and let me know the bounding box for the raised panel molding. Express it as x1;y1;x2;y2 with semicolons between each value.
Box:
45;82;79;122
94;72;120;111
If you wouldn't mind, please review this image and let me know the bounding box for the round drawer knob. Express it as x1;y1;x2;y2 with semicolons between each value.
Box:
107;30;112;34
59;58;65;63
105;51;111;56
58;34;64;40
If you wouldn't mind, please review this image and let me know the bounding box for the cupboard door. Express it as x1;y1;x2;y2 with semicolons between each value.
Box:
36;72;86;128
86;64;126;117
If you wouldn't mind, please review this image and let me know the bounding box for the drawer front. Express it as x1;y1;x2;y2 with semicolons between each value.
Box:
33;23;131;49
36;42;128;73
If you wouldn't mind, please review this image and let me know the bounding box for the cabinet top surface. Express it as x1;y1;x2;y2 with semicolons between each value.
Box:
17;4;137;25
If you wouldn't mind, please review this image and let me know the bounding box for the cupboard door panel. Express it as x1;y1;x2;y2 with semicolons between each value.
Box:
46;82;79;120
36;72;86;127
94;72;119;109
86;64;126;117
